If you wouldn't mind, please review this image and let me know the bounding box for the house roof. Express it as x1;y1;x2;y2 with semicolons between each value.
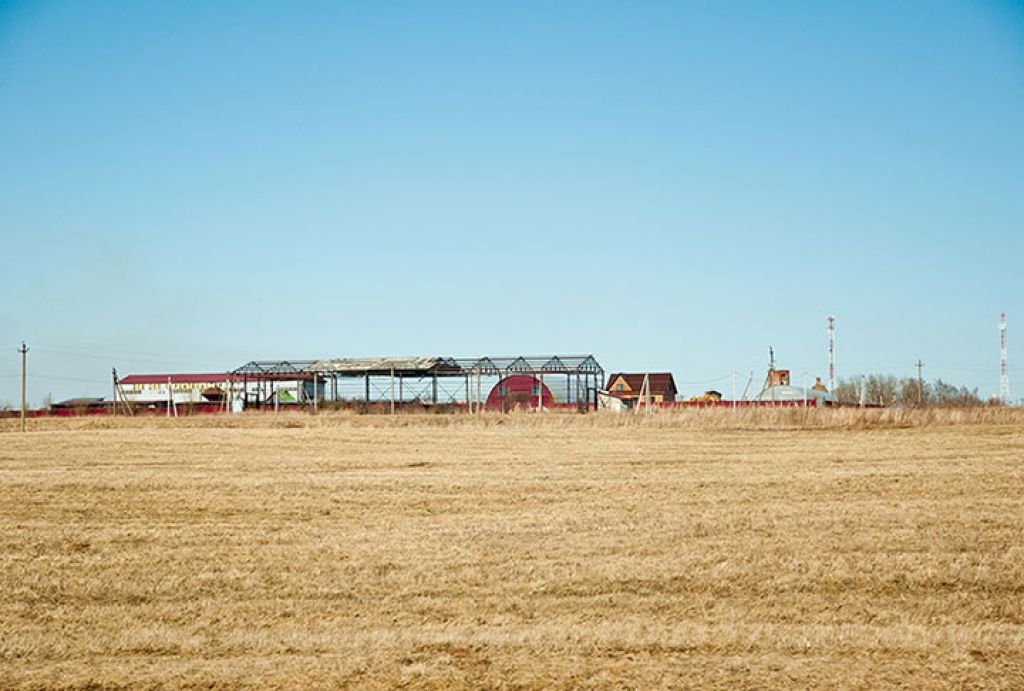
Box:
307;355;603;377
606;373;677;393
309;356;457;376
53;397;106;407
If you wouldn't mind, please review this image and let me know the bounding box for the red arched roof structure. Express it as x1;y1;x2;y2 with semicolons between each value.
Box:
486;375;555;411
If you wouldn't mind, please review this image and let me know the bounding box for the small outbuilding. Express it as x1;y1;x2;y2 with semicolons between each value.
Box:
755;373;835;406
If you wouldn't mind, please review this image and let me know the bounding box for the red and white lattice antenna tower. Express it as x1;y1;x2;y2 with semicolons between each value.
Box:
827;315;836;393
1000;312;1010;405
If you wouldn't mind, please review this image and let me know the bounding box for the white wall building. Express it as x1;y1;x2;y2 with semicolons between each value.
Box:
117;373;320;407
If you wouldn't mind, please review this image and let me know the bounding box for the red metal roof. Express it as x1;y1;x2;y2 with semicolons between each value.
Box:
119;373;238;385
485;375;555;410
605;372;677;394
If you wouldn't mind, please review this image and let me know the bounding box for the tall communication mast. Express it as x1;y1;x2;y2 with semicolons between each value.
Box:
1000;312;1010;405
827;316;836;393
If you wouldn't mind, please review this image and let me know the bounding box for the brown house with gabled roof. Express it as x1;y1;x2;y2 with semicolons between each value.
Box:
605;373;677;404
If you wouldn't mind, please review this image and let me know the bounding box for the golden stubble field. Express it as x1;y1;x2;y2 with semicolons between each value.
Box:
1;409;1023;689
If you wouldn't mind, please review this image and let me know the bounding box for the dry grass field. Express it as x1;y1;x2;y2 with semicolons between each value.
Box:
2;409;1023;689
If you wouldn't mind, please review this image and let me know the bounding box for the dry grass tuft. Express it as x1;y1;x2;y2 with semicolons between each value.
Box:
4;405;1023;435
1;414;1023;688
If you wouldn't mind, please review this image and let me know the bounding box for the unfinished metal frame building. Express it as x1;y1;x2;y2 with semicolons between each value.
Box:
231;355;604;410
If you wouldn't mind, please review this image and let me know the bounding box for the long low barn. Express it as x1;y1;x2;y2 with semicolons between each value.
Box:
117;372;322;407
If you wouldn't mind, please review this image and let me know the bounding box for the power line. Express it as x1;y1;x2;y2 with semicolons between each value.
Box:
674;373;735;385
30;344;229;369
30;373;111;385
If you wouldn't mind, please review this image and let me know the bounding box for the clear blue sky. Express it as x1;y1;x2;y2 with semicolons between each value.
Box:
2;0;1022;404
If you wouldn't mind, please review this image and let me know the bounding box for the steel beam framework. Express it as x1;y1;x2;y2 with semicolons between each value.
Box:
231;355;604;411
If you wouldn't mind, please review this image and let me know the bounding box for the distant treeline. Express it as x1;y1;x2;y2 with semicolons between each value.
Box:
832;375;997;407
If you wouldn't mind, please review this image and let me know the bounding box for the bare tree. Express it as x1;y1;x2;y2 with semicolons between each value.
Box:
833;378;860;404
930;379;982;407
866;374;899;406
897;377;930;407
833;374;986;408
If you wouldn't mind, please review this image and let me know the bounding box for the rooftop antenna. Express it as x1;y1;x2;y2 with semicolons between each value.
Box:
827;316;836;393
1000;313;1010;405
760;346;777;399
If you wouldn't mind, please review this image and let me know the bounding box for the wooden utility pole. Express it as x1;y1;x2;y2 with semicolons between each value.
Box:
19;342;28;432
635;373;651;416
111;368;133;416
476;364;482;418
167;376;178;418
916;359;925;406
